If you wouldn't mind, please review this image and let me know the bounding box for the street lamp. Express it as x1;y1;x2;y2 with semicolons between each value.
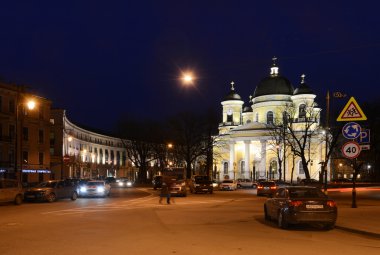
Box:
15;98;36;183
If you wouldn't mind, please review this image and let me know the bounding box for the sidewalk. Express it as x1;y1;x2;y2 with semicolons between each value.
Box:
335;205;380;238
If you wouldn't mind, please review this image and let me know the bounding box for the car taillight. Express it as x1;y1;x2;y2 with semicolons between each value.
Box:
289;200;303;207
326;200;337;207
257;186;263;189
270;186;276;189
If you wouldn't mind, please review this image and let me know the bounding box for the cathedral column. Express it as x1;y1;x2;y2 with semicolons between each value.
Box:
244;141;250;179
229;142;235;178
260;139;267;178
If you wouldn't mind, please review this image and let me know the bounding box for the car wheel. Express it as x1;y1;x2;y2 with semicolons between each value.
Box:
209;190;213;194
14;194;23;205
237;184;241;189
278;210;288;229
71;192;78;201
264;205;270;221
46;193;56;203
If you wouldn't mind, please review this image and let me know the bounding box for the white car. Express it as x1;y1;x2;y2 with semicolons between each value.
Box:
237;179;256;189
79;180;111;197
219;180;237;191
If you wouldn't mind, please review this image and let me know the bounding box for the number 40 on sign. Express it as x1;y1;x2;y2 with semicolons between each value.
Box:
341;141;361;159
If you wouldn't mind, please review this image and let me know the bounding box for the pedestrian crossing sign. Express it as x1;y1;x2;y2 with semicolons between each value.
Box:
337;97;367;121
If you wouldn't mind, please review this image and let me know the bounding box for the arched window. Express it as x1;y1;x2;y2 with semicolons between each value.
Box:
223;162;228;175
298;161;305;175
267;111;274;125
255;113;259;122
299;104;306;119
246;119;251;124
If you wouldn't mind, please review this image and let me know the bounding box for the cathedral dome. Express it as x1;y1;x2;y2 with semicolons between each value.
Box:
223;81;242;101
293;74;314;95
253;57;294;98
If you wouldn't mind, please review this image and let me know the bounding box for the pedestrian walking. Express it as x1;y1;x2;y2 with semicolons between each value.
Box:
159;182;171;204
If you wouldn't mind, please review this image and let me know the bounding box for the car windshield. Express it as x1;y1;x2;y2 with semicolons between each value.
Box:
36;181;57;188
288;188;327;198
260;182;275;186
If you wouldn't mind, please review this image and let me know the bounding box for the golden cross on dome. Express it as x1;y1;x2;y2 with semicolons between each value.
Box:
231;81;235;90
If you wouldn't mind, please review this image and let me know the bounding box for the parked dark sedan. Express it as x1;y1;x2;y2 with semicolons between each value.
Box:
24;180;78;202
264;186;337;229
256;181;277;196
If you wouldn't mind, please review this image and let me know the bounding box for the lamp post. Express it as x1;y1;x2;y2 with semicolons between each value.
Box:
14;94;36;183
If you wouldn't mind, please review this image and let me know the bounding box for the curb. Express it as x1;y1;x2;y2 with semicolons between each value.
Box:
335;225;380;239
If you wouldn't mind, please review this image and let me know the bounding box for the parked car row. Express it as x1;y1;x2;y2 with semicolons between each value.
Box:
0;178;119;205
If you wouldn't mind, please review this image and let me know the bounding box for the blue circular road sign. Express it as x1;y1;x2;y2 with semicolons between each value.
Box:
342;122;361;139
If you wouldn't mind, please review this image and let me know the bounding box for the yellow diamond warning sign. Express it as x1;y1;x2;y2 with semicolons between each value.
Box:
337;97;367;121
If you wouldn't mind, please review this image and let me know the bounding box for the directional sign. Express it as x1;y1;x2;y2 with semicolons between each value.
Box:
342;122;361;139
337;97;367;121
341;141;361;159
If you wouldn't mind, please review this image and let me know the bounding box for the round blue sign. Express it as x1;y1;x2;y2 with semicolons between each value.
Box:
342;122;361;139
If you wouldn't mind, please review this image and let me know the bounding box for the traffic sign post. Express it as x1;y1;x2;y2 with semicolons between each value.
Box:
341;141;361;159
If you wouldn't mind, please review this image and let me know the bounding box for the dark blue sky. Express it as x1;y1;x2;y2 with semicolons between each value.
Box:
1;1;379;132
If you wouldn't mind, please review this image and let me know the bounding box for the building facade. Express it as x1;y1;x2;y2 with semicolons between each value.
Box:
0;82;52;183
214;59;328;182
50;109;135;181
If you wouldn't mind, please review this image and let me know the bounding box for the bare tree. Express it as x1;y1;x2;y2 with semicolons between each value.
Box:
285;101;322;180
168;110;218;179
117;118;160;183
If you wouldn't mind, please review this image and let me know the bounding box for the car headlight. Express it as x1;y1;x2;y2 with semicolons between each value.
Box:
127;181;132;186
80;187;87;192
97;187;105;192
118;182;124;186
194;184;200;187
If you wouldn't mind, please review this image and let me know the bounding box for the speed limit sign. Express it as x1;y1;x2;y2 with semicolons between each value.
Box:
341;141;361;159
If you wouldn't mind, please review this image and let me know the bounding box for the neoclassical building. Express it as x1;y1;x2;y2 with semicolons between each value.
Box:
214;59;327;182
50;109;136;180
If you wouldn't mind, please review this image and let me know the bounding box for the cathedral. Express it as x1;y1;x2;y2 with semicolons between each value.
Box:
214;58;327;182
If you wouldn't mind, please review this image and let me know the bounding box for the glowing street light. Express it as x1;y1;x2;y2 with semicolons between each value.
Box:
181;71;195;86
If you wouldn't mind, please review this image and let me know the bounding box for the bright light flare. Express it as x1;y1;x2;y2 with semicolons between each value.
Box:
180;71;196;86
27;100;36;110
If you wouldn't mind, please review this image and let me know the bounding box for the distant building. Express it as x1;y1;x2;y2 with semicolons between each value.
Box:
50;109;135;180
214;58;328;182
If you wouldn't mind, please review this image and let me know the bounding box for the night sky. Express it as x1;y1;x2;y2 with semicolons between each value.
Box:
1;1;379;132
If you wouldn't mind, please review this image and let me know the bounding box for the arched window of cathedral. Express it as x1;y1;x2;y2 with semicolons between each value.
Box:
240;161;245;174
223;162;228;175
267;111;274;125
246;119;251;124
255;113;259;122
298;161;305;175
299;104;306;119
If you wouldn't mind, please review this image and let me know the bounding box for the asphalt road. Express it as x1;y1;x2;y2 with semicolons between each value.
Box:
0;187;379;255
